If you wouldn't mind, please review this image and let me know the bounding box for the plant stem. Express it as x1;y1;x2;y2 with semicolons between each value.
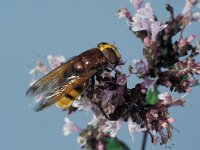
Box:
141;131;148;150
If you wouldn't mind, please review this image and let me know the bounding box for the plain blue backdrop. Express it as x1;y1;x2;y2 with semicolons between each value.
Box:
0;0;200;149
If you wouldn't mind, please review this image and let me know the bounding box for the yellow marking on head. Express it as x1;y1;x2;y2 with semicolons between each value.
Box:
98;43;121;59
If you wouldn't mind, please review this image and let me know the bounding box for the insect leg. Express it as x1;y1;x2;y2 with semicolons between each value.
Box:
97;103;110;120
92;101;110;120
90;76;110;120
87;77;95;99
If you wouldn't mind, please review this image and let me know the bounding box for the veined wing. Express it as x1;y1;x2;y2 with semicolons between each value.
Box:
26;57;79;97
33;70;97;111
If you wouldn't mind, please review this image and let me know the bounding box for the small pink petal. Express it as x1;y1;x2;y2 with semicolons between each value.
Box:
161;122;168;128
187;34;196;43
63;117;82;136
130;0;143;11
179;39;187;47
163;80;172;87
191;12;200;22
144;36;151;47
181;0;197;16
186;87;192;93
167;118;176;124
47;55;65;69
151;21;167;42
117;8;129;18
117;8;132;21
97;141;105;150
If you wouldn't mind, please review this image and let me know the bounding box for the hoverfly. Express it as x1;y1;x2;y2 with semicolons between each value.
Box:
26;42;121;112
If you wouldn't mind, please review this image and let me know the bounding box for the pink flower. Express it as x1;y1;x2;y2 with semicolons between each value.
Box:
101;118;123;137
161;118;176;128
167;118;176;124
179;39;187;47
47;54;65;69
181;0;197;16
131;2;167;40
97;141;105;150
187;34;196;43
116;74;127;86
176;58;200;75
130;0;143;11
158;92;186;107
116;8;132;21
127;116;147;141
98;90;114;102
130;15;151;31
190;12;200;22
88;114;99;126
151;21;167;42
117;8;128;18
189;61;200;74
104;103;115;114
158;92;173;105
132;58;149;76
63;117;82;136
130;3;154;32
136;2;154;19
143;76;155;88
72;96;92;111
29;61;48;76
144;36;151;47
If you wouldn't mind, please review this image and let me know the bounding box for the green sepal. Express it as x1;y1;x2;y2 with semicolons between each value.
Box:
145;88;160;105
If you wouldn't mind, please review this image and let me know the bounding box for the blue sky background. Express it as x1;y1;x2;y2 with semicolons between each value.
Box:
0;0;200;150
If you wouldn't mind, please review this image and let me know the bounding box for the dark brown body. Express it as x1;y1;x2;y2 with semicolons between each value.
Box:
71;48;108;74
26;44;120;111
55;48;110;110
56;48;108;109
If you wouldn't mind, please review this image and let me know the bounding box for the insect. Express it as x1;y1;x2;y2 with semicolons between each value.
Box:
26;42;121;112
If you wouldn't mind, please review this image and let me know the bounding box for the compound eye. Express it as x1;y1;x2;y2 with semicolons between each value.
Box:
102;49;116;64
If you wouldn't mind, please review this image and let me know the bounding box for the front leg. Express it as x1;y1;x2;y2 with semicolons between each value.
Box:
87;76;95;100
92;101;110;120
90;76;111;120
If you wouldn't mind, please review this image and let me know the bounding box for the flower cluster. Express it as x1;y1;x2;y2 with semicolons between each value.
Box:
28;0;200;149
76;125;129;150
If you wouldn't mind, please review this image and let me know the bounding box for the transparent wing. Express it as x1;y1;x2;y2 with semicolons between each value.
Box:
33;70;97;111
26;57;78;96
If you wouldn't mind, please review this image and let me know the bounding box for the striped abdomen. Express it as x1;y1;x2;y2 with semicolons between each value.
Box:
56;86;83;110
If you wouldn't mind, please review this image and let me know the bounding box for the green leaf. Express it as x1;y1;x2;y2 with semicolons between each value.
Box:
105;137;130;150
145;88;160;105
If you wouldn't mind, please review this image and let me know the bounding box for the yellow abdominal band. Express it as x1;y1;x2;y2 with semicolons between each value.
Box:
56;90;81;109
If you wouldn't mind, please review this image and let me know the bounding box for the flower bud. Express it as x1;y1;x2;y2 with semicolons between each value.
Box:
187;34;196;43
179;39;187;47
144;36;151;47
